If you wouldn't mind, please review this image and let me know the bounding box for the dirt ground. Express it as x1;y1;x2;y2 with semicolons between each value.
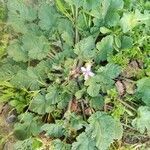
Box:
0;103;15;150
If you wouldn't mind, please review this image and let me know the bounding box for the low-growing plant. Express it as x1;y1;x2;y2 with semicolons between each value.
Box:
0;0;150;149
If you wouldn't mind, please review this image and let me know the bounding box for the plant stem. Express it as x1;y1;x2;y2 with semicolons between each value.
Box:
75;6;79;44
118;98;136;112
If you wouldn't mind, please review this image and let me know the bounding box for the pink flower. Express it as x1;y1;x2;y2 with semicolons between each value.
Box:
81;63;95;80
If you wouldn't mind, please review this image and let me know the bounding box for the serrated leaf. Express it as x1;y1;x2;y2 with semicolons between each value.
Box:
7;0;37;33
132;106;150;135
22;33;50;60
72;132;97;150
86;63;121;93
87;82;100;97
72;112;123;150
51;139;71;150
10;67;45;90
90;95;104;110
88;111;123;150
7;0;37;21
120;9;149;33
46;86;60;105
96;35;113;62
68;113;86;130
0;63;21;81
14;138;33;150
7;40;28;62
90;0;123;26
14;138;42;150
29;93;49;115
98;63;121;79
38;3;58;30
74;36;95;60
14;113;41;140
57;92;71;109
41;123;64;138
121;36;133;49
136;77;150;106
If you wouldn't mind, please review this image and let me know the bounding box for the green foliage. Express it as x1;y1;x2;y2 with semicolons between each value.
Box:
86;63;121;96
120;10;149;33
22;33;50;60
7;0;37;33
14;113;41;140
73;112;123;150
96;35;113;62
136;78;150;106
41;123;65;138
14;138;42;150
0;0;149;149
7;40;28;62
38;3;58;31
74;36;95;60
132;106;150;135
51;139;71;150
72;132;97;150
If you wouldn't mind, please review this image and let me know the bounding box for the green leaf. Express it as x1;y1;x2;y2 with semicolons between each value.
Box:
64;0;83;8
7;0;37;21
83;0;101;10
88;111;123;150
14;113;41;140
132;106;150;135
136;77;150;106
90;95;104;110
7;40;28;62
29;93;49;115
10;70;30;89
68;113;86;130
120;9;149;33
10;68;43;90
51;139;71;150
14;138;33;150
75;89;85;99
74;36;95;60
38;3;58;31
72;132;97;150
72;112;123;150
57;92;72;109
0;63;21;81
22;33;50;60
97;63;121;79
86;63;121;93
90;0;123;26
7;0;37;33
46;86;60;105
104;0;124;26
96;35;113;62
9;97;28;113
41;123;65;138
121;36;133;49
14;138;42;150
87;82;100;97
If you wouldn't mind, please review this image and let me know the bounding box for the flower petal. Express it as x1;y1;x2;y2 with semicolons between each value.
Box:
89;72;95;77
81;67;86;72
